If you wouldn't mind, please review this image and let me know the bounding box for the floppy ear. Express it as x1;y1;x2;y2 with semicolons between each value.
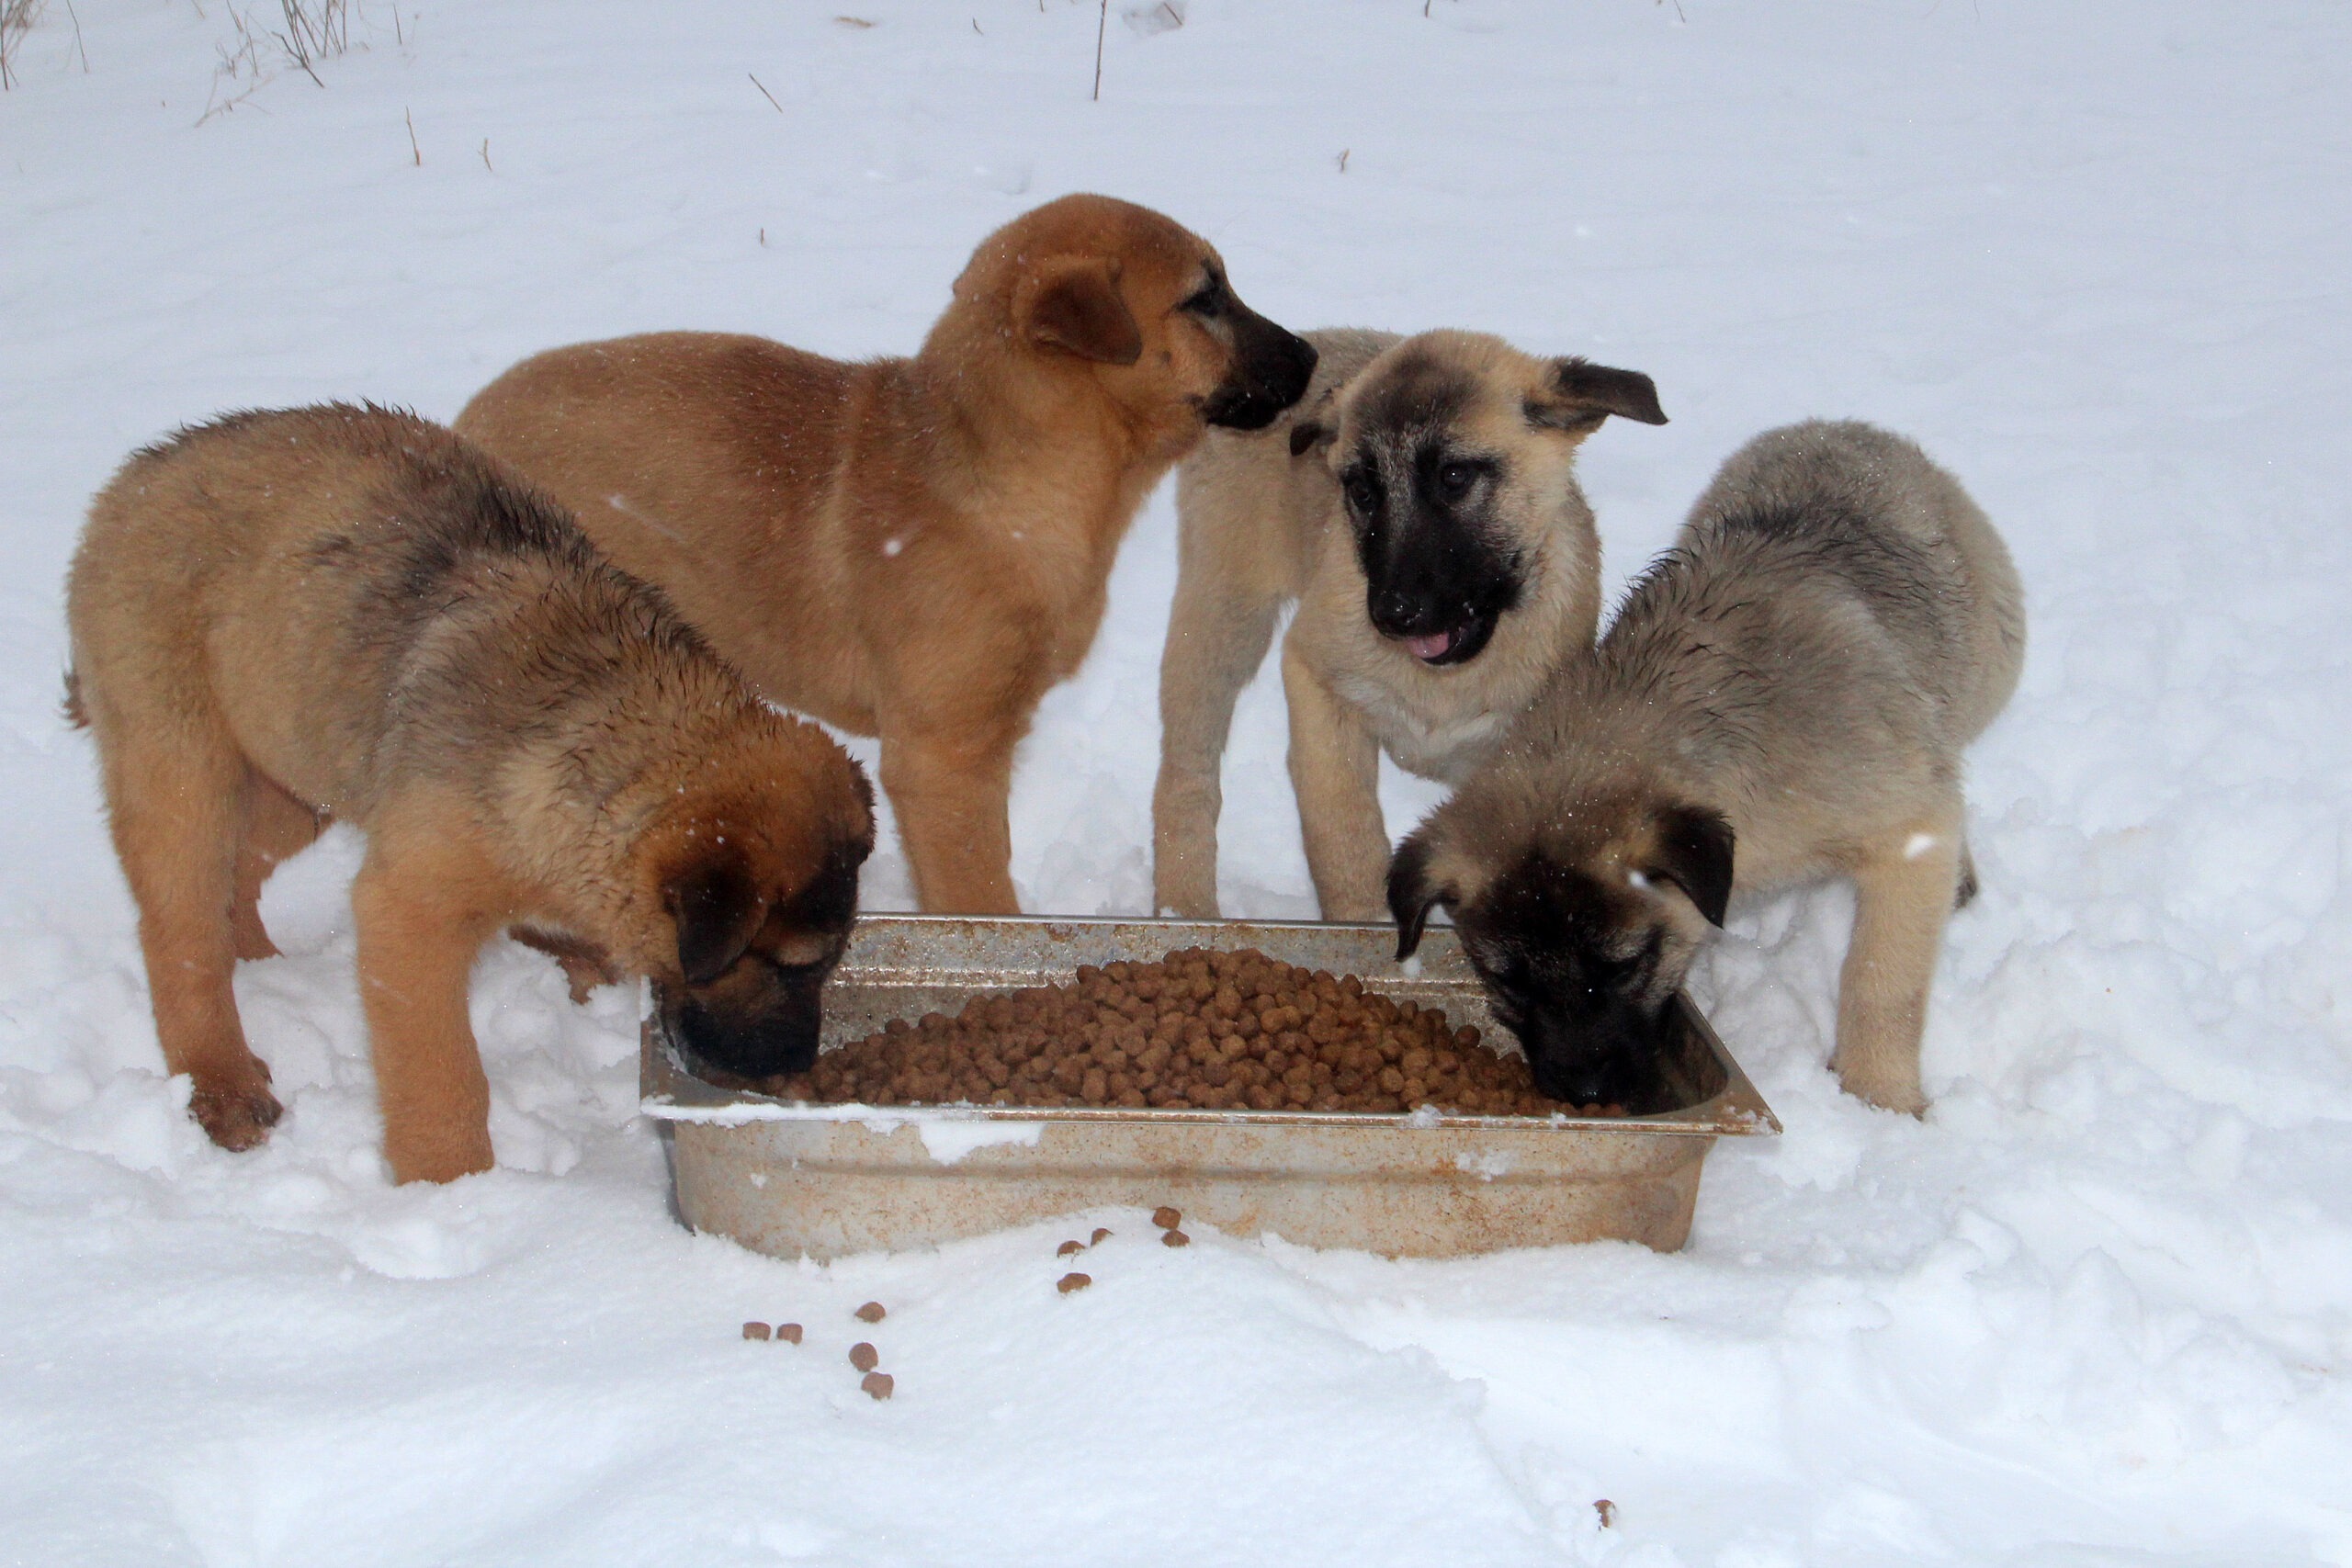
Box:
1646;805;1735;928
1386;833;1453;961
1524;358;1668;434
665;852;768;986
1017;255;1143;366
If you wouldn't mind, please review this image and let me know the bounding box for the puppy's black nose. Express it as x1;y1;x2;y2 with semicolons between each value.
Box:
1369;587;1448;638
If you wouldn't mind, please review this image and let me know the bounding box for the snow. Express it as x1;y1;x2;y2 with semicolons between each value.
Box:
5;1;2350;1562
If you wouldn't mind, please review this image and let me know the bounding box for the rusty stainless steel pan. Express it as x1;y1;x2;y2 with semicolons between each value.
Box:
643;916;1777;1259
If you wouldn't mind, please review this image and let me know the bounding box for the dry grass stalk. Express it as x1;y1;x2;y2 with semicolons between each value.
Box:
1;0;45;92
273;0;347;86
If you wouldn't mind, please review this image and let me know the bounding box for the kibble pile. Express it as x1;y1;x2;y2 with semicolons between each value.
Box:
786;946;1619;1116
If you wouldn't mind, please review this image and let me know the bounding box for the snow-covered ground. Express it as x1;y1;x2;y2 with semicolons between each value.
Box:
5;2;2349;1562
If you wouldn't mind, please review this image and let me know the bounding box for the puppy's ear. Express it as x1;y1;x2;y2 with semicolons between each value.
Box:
846;763;878;858
1016;255;1143;367
1525;358;1668;434
666;852;769;985
1288;385;1341;456
1646;805;1735;928
1386;833;1454;960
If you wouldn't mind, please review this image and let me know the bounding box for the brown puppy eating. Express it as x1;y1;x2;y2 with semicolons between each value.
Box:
456;193;1317;914
1390;422;2024;1115
66;405;874;1182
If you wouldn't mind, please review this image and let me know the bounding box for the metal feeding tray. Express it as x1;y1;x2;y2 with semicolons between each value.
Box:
641;915;1777;1258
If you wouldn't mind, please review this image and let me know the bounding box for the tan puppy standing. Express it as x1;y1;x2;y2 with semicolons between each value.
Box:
1390;421;2024;1115
457;194;1317;915
1155;328;1666;920
67;406;874;1182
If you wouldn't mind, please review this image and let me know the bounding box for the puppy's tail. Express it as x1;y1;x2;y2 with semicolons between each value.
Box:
61;669;87;730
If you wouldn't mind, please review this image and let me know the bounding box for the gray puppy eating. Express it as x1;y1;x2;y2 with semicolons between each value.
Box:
1389;420;2025;1114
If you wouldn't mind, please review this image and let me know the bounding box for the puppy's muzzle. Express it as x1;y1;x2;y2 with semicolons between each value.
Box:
1367;588;1498;667
661;970;825;1083
1203;313;1317;431
1512;994;1667;1110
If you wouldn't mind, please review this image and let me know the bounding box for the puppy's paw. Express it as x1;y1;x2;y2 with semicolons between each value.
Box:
231;923;283;963
1830;1054;1927;1118
189;1074;284;1151
384;1128;495;1186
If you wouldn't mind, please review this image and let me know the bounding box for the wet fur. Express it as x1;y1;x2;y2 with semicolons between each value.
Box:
458;194;1315;914
65;406;874;1181
1154;328;1663;920
1391;421;2024;1113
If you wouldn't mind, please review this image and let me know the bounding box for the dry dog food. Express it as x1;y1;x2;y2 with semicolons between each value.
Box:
776;1323;804;1345
742;1321;771;1341
793;948;1622;1116
1057;1238;1085;1258
1151;1205;1183;1230
1057;1271;1092;1293
849;1342;879;1373
861;1371;895;1400
854;1301;887;1324
1161;1229;1190;1248
1091;1226;1113;1245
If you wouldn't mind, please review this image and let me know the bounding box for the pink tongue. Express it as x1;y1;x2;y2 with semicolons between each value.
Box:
1405;629;1454;661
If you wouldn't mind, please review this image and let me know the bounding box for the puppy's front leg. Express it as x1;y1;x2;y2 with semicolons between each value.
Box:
1832;817;1963;1116
1282;640;1387;922
1154;553;1284;919
352;819;504;1183
880;724;1022;915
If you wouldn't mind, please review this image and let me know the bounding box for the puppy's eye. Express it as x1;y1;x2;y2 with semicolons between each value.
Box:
1180;279;1224;317
1436;461;1477;501
1342;473;1380;513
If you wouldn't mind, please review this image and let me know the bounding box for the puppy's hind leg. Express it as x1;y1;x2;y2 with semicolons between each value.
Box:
96;710;282;1150
1832;812;1964;1116
352;810;504;1183
230;768;327;962
1153;553;1284;919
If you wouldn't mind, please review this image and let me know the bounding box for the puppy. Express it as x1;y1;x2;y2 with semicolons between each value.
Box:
457;194;1317;915
1154;328;1665;920
1389;421;2024;1114
66;406;875;1182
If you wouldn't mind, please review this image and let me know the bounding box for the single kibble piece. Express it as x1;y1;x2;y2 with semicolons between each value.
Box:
1595;1500;1617;1529
849;1341;879;1372
1057;1271;1092;1293
741;1321;771;1341
776;1323;804;1345
1091;1226;1113;1245
1057;1239;1085;1257
1161;1229;1191;1248
1151;1205;1182;1231
854;1301;887;1323
861;1371;895;1401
